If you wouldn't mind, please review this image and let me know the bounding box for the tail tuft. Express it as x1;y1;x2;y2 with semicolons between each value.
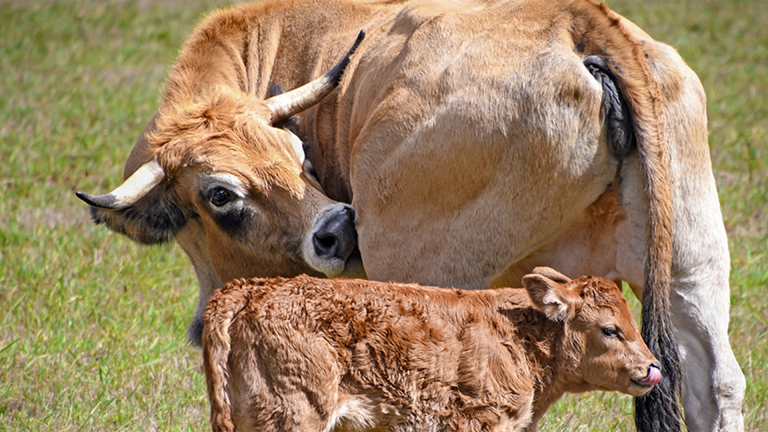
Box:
635;283;683;432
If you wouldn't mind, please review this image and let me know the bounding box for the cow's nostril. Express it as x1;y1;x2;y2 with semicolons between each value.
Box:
314;233;338;254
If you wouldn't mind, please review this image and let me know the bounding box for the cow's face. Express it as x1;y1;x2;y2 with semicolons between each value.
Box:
78;89;363;282
523;269;660;397
77;32;365;345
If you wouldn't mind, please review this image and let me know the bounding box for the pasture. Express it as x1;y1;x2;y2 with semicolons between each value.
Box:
0;0;765;430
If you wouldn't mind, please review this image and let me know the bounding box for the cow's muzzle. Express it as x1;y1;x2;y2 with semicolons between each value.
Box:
313;206;357;262
303;203;360;277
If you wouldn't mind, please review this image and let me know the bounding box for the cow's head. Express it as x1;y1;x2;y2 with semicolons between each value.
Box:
77;33;366;344
523;267;661;397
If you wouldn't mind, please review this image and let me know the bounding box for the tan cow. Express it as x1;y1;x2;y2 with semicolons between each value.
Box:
76;0;745;430
203;268;661;432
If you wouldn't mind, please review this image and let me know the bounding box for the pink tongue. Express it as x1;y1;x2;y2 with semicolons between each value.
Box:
639;366;662;386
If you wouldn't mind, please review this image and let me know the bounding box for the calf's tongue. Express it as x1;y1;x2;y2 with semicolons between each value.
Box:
638;365;662;386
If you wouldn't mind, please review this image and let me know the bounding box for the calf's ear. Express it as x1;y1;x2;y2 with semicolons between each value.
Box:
531;267;571;284
523;274;575;323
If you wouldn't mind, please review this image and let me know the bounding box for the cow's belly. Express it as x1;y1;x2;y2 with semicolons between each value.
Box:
351;103;619;289
354;177;618;289
490;151;647;293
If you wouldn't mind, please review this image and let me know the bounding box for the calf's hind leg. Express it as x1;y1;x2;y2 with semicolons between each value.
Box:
229;326;344;432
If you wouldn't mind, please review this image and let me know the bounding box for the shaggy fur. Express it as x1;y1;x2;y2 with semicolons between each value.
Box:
202;269;660;432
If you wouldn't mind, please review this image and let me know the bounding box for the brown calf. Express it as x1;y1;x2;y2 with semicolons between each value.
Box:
203;267;660;432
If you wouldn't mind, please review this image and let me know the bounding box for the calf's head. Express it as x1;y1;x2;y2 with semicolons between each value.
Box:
77;34;366;344
523;267;661;397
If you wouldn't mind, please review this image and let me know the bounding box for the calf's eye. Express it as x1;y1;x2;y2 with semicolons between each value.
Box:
209;186;234;207
602;327;620;338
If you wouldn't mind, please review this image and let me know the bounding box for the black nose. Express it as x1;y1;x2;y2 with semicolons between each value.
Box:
313;206;358;261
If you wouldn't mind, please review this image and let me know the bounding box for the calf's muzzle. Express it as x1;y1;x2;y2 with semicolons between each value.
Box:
636;363;662;387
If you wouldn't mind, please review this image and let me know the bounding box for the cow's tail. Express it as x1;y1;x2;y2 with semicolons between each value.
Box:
572;1;683;431
203;280;252;432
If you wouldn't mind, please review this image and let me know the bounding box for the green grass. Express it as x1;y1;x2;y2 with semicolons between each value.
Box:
0;0;765;430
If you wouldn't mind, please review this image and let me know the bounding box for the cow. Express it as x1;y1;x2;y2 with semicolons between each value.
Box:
202;268;662;432
76;0;745;430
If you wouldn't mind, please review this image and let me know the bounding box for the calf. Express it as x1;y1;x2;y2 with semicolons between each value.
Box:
203;268;661;432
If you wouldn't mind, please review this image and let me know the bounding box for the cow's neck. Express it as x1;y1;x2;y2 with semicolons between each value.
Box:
300;113;355;203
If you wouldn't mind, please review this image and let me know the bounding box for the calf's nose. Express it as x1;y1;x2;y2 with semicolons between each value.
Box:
313;206;358;261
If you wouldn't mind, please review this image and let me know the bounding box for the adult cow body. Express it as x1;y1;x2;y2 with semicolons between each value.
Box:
77;0;744;430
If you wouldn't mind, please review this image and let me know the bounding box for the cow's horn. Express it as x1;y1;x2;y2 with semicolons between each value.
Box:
76;160;165;209
266;30;365;122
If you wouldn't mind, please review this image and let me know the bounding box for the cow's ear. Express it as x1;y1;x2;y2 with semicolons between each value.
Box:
79;181;189;245
523;274;576;323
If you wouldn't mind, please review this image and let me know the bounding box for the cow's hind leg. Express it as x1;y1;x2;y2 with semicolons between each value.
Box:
607;152;745;432
670;272;745;432
651;39;746;430
608;151;745;431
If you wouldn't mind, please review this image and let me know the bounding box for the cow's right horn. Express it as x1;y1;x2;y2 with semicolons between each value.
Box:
266;30;365;122
76;160;165;209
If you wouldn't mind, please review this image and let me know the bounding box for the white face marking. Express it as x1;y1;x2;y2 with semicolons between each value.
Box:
287;130;306;165
204;173;247;199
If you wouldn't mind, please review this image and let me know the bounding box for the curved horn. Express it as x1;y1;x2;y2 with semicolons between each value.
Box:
76;160;165;209
266;30;365;122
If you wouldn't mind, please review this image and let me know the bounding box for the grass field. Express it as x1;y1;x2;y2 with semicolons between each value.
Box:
0;0;765;430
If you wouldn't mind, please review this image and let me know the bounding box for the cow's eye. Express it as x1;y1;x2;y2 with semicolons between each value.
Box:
602;326;620;338
209;186;234;207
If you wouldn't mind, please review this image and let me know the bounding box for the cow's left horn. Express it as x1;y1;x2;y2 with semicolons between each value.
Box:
266;30;365;122
76;160;165;209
